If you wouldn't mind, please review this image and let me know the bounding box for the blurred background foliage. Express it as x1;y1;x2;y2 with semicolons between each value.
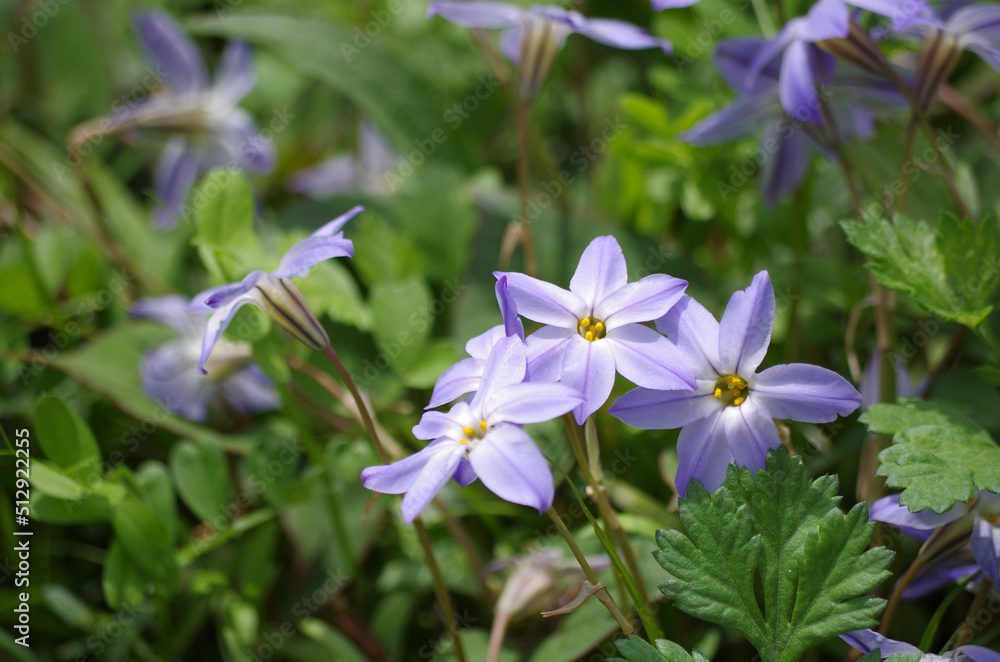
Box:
0;0;998;660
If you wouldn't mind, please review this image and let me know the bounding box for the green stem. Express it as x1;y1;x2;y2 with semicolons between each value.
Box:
749;0;777;37
322;345;391;463
545;507;635;635
918;571;980;652
516;100;540;278
414;517;468;662
974;323;1000;364
953;576;993;649
878;556;924;635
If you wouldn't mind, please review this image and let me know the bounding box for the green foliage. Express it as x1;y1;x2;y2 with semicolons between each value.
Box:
369;277;434;374
654;448;893;662
862;399;1000;513
842;214;1000;328
608;636;712;662
34;395;100;472
170;439;231;524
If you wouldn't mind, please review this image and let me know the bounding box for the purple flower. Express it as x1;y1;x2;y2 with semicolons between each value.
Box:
428;275;524;409
133;296;278;422
285;122;397;199
190;206;361;374
841;629;1000;661
870;490;1000;586
652;0;700;9
497;235;694;424
428;2;670;99
683;37;903;205
109;11;275;228
361;336;583;522
609;271;861;496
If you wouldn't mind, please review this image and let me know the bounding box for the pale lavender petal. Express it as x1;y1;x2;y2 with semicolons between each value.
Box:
654;295;722;379
219;109;276;173
966;40;1000;74
485;383;583;425
426;358;484;409
361;446;435;495
497;275;525;340
469;424;554;513
721;402;780;472
597;274;688;330
453;457;478;487
413;410;457;440
970;513;1000;586
569;236;628;310
220;364;280;414
285;156;357;198
471;336;528;411
499;25;522;63
499;271;586;327
141;342;212;422
194;271;267;374
869;494;969;529
949;4;1000;41
760;121;813;207
610;381;721;429
745;27;796;94
751;363;862;422
799;0;849;41
131;11;207;94
572;16;671;53
675;410;732;496
427;1;523;27
715;38;780;93
152;137;199;229
605;324;695;391
902;559;980;599
525;325;575;382
718;271;775;376
955;646;1000;662
400;444;466;522
839;629;921;656
213;41;255;105
273;206;363;278
860;349;914;408
132;295;198;334
561;335;617;424
780;40;823;123
679;96;778;146
358;121;397;174
652;0;700;8
848;0;927;22
467;326;506;360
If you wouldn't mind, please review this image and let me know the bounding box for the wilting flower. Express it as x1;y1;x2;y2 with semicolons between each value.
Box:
428;276;524;408
841;629;1000;661
683;37;903;205
498;235;694;424
83;11;275;228
870;490;1000;586
428;2;670;99
610;271;862;496
133;296;278;422
190;206;361;374
285;122;397;199
361;336;583;521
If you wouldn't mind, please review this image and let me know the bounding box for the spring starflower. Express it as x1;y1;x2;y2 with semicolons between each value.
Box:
190;206;361;374
498;235;694;424
610;271;862;495
361;336;583;521
842;629;1000;661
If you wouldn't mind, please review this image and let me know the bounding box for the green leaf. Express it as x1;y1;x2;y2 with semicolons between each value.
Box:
111;498;179;595
102;539;148;610
842;214;1000;328
35;395;100;471
194;168;254;249
30;461;85;500
137;461;179;544
369;277;434;373
862;400;1000;513
170;439;230;524
607;636;711;662
654;447;893;662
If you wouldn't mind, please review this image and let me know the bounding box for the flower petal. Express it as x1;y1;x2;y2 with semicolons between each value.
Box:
750;363;862;422
760;121;813;207
131;11;208;94
675;411;732;496
132;295;199;334
869;494;968;530
193;271;267;374
721;403;780;473
471;336;528;412
949;4;1000;41
496;275;525;340
413;410;459;440
569;236;629;310
654;295;722;380
598;274;688;330
970;512;1000;586
745;26;796;94
427;1;523;28
779;40;824;123
140;341;212;422
499;271;586;326
398;444;466;522
839;629;921;656
285;156;358;198
485;383;583;425
610;381;721;429
679;95;778;146
453;457;479;487
525;325;575;382
605;324;695;391
572;16;671;53
219;364;280;415
470;424;554;513
561;335;617;424
426;358;484;409
152;137;200;229
798;0;849;41
954;646;1000;662
220;109;277;173
466;325;506;360
715;37;781;93
718;270;775;376
273;206;362;278
652;0;700;9
213;41;255;106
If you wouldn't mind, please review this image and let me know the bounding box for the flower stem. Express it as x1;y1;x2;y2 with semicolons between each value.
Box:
516;100;540;278
545;507;635;635
322;345;392;463
953;577;992;648
878;556;924;635
414;517;468;662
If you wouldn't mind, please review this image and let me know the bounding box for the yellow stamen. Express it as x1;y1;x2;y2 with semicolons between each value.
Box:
462;427;474;436
731;389;740;397
459;438;469;445
594;322;604;332
714;387;722;398
733;397;745;406
580;318;591;328
479;420;488;431
585;331;594;341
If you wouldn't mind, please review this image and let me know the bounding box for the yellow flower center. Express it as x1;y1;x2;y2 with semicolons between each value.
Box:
713;375;749;407
578;317;606;342
459;420;489;444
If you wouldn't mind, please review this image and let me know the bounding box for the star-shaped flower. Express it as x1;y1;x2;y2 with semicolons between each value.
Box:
842;629;1000;661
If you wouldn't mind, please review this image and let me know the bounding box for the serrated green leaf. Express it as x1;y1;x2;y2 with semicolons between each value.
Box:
842;214;999;328
170;439;230;524
654;447;893;662
35;395;100;471
606;636;711;662
862;400;1000;512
